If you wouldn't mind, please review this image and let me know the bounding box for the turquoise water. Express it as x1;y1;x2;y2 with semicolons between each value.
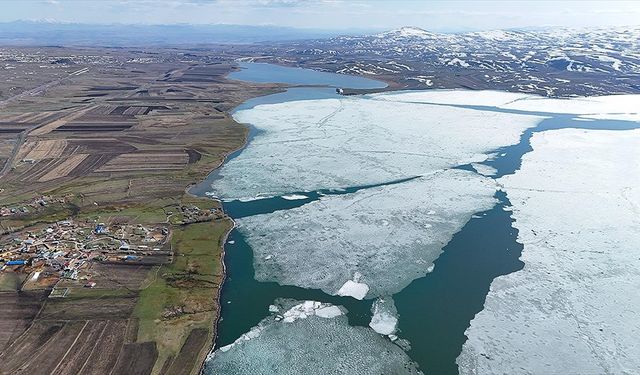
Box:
201;63;640;374
228;61;387;89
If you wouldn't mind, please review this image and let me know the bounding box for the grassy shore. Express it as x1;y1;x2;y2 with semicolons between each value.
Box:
135;214;231;374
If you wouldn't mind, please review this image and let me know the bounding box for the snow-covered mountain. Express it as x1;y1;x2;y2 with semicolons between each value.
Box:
376;26;439;39
325;26;640;74
251;26;640;96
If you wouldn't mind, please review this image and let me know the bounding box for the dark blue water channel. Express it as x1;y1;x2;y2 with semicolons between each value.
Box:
196;63;640;374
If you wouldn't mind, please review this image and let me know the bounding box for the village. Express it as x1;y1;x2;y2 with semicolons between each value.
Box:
0;194;69;218
0;202;221;294
0;217;170;291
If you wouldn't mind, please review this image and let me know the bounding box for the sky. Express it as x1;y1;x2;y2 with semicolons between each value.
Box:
2;0;640;32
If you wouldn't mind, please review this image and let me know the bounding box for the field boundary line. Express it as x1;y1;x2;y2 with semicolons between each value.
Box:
50;320;89;374
77;321;108;374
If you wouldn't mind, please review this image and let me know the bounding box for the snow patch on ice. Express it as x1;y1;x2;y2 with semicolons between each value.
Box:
315;305;343;318
281;194;308;200
337;279;370;300
282;300;328;322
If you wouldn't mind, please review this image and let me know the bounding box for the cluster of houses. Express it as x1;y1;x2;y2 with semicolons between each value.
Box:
0;218;170;291
174;204;221;224
0;195;66;218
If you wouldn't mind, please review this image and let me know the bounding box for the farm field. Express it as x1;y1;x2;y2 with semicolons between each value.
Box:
0;46;283;374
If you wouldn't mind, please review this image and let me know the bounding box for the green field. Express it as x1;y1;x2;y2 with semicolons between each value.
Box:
134;216;231;374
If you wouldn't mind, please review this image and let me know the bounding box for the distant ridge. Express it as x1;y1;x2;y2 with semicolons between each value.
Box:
0;21;375;46
378;26;436;38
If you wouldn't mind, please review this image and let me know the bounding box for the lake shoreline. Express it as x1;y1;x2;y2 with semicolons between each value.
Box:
192;62;396;373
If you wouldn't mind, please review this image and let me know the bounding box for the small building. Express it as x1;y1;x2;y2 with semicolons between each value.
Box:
62;269;78;280
6;260;26;266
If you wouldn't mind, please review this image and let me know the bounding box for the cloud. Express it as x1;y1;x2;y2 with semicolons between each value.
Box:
4;0;640;31
177;0;343;8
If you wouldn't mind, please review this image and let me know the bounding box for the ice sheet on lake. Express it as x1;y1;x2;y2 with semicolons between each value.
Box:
370;89;533;107
214;92;543;199
458;128;640;374
370;297;399;336
373;91;640;121
205;300;422;375
213;91;547;297
237;169;497;297
500;93;640;116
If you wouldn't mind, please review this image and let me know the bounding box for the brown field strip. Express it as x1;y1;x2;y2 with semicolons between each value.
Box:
30;106;97;136
11;321;86;375
39;153;89;182
96;152;189;172
161;328;208;375
0;319;133;375
75;320;128;375
112;342;158;375
70;153;112;176
51;321;109;375
68;138;137;154
17;157;59;182
0;292;45;352
86;105;119;116
24;139;67;160
0;321;67;373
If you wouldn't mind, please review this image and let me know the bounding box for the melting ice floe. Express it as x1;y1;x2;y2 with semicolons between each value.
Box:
217;91;545;297
281;194;308;200
337;272;369;300
369;297;399;336
336;280;369;300
218;301;344;353
237;170;498;297
206;300;422;375
458;128;640;374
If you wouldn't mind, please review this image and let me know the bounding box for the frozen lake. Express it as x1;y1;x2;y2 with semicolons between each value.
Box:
201;63;640;374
